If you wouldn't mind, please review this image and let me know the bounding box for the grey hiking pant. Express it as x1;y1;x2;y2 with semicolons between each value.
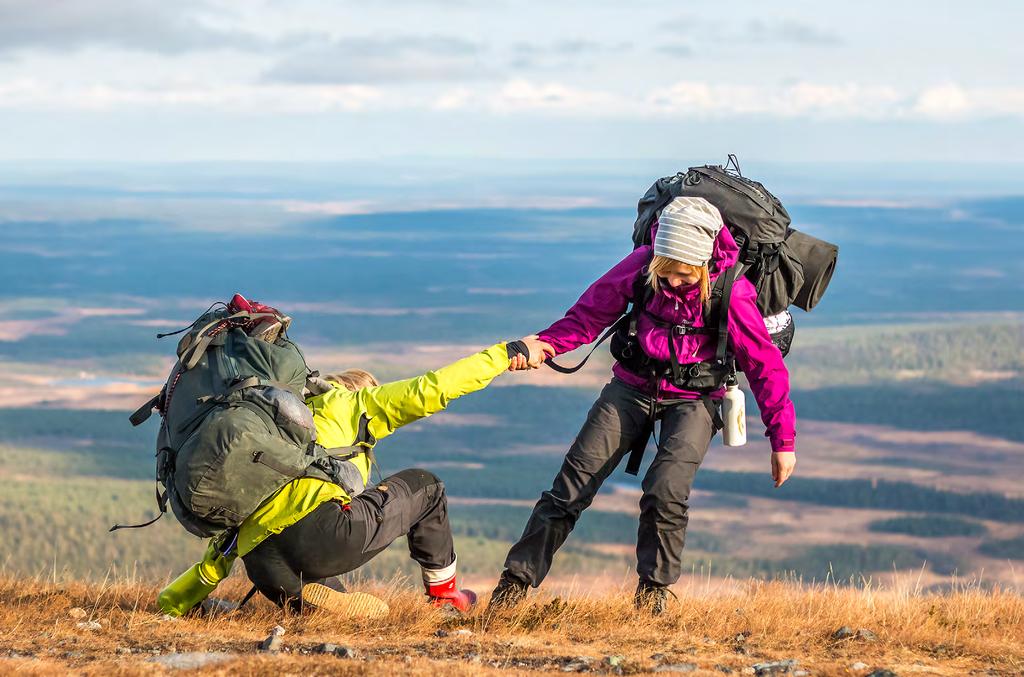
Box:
242;468;454;608
503;378;714;588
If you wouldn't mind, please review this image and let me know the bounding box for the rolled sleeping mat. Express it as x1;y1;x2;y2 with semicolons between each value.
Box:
785;228;838;312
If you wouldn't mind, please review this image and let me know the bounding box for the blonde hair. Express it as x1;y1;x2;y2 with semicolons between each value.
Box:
646;255;711;305
324;368;380;392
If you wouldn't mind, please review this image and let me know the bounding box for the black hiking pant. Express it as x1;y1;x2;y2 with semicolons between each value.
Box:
242;468;454;608
502;378;715;588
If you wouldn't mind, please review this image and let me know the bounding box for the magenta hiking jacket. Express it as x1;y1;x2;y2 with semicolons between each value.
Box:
537;226;796;452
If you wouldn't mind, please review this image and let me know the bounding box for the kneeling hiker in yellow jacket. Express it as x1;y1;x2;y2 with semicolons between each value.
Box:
160;336;547;617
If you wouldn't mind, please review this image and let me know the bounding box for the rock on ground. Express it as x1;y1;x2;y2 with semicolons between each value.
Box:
753;659;799;675
147;652;237;670
259;625;286;653
653;663;698;673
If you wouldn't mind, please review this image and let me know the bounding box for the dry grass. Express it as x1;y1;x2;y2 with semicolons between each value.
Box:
0;573;1021;676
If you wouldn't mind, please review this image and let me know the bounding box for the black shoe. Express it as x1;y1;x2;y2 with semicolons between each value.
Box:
319;576;348;593
487;572;529;612
634;580;672;616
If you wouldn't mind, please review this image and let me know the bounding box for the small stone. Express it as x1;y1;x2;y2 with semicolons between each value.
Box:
715;666;734;674
116;647;132;655
654;663;698;673
453;629;473;637
850;663;869;672
856;628;878;642
562;656;593;672
604;655;625;667
68;607;87;620
159;614;177;622
741;669;756;676
148;652;237;670
200;598;239;616
865;671;898;677
753;659;798;675
259;625;285;653
734;633;748;644
793;672;810;677
75;621;102;631
314;643;338;654
833;626;855;640
651;653;667;661
434;629;449;638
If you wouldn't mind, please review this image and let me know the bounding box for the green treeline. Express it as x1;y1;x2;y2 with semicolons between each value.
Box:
867;515;988;538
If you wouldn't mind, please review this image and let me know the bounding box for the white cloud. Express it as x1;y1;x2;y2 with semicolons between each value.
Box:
4;72;1024;123
0;79;383;113
0;0;263;55
488;79;623;114
648;81;903;119
262;35;487;85
433;87;474;111
644;81;1024;121
913;83;973;119
909;83;1024;121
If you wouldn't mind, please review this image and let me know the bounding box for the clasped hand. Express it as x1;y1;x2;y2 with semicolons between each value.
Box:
508;335;556;371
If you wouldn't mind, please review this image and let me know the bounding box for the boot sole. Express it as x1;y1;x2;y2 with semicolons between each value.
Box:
300;583;390;619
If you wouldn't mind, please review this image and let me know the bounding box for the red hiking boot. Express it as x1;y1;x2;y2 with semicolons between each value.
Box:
423;557;477;613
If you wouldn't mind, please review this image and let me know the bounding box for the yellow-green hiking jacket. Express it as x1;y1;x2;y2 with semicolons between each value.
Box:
158;342;512;616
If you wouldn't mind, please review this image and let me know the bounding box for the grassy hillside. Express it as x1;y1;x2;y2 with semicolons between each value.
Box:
2;316;1024;585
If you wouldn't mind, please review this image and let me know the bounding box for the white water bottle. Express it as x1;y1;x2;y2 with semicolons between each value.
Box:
722;383;747;447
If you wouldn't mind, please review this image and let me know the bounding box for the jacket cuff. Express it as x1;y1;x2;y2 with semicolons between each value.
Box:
536;333;561;356
770;436;796;453
506;340;529;361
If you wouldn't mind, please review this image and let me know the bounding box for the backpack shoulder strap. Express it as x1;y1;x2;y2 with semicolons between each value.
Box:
709;266;738;365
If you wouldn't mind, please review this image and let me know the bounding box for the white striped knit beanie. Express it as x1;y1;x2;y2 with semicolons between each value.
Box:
654;196;724;266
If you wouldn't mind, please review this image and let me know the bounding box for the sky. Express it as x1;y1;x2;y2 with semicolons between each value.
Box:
1;0;1023;163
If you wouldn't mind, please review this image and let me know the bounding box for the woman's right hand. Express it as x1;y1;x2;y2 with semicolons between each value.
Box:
520;335;555;369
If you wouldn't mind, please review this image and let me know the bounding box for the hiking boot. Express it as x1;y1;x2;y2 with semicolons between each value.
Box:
423;556;477;613
300;582;390;619
634;580;671;616
487;572;530;613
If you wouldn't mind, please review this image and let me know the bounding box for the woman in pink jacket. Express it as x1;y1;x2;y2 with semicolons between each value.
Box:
490;196;797;615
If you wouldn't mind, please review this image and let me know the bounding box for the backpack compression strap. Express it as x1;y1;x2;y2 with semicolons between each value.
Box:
109;484;168;532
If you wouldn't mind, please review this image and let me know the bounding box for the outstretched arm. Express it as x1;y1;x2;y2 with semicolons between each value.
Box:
536;247;651;356
310;337;548;446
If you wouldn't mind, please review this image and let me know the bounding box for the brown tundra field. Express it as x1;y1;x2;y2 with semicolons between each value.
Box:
0;571;1021;676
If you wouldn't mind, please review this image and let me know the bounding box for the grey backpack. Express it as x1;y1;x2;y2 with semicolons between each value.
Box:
117;295;364;538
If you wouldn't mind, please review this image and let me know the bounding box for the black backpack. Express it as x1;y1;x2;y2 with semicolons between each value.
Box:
634;155;838;317
547;155;838;381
